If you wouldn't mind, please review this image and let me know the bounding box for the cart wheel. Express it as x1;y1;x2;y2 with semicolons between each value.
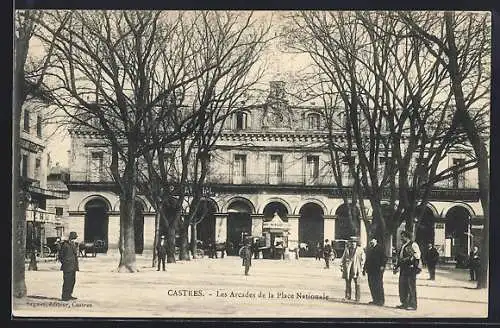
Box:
331;250;337;262
42;245;51;258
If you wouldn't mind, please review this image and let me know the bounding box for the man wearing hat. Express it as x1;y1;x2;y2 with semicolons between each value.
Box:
156;235;167;271
393;230;421;311
59;231;79;301
340;236;366;302
363;238;387;306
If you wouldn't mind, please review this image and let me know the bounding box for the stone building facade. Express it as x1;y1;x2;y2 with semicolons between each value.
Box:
64;81;484;259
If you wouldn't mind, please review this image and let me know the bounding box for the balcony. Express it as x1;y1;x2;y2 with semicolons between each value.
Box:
207;174;336;186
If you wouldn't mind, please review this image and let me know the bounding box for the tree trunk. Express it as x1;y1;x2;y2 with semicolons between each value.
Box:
152;210;160;268
476;142;489;289
190;224;198;259
13;68;27;298
118;185;137;272
166;224;176;263
179;224;190;261
443;12;489;289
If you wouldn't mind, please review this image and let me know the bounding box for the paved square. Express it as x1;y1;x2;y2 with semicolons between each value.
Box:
13;253;488;318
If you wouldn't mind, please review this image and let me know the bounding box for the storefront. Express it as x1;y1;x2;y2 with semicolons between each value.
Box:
261;212;289;259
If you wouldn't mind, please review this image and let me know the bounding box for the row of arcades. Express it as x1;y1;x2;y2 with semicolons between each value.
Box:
74;195;481;259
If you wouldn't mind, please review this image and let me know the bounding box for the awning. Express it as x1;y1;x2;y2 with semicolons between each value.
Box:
262;212;289;231
26;208;62;225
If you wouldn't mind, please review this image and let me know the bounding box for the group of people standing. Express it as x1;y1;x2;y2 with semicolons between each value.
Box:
336;231;423;310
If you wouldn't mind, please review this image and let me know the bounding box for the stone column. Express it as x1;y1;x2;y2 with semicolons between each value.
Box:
287;215;299;249
251;214;263;237
360;219;368;248
323;215;335;241
143;214;155;251
215;214;227;243
107;214;120;251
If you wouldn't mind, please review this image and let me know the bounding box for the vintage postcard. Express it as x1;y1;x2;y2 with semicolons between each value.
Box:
12;9;490;318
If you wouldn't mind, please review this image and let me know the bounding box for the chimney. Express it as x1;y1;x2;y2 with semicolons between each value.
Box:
269;81;286;100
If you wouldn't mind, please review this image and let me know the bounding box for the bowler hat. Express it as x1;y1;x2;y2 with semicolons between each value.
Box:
69;231;78;240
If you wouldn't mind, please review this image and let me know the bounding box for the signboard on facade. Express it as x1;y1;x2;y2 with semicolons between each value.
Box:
434;222;446;257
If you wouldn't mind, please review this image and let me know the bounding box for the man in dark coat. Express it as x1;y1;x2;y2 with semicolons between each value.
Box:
323;239;332;269
424;243;439;280
59;231;79;301
363;238;387;306
239;240;252;276
156;235;167;271
393;230;421;311
469;246;480;281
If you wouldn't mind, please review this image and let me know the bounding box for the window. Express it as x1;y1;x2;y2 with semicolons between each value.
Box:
452;158;466;188
337;112;346;128
21;154;28;177
307;113;321;130
23;109;30;132
270;155;283;177
341;155;355;185
235;112;248;130
234;154;246;177
55;207;63;216
36;115;42;137
89;151;104;182
35;158;41;179
306;155;319;179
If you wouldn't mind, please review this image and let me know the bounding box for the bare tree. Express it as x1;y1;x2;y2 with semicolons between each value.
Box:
13;10;69;297
398;11;490;289
136;11;271;262
284;11;480;257
36;11;217;272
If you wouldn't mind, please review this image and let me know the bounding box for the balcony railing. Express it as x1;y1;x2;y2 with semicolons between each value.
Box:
69;170;478;190
207;174;338;186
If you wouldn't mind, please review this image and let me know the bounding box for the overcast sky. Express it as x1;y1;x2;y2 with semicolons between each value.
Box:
42;11;314;168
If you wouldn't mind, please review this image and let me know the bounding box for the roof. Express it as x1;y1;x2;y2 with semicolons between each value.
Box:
49;165;69;175
47;180;69;192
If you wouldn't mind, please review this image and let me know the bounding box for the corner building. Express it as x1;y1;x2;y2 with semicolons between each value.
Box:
65;81;484;260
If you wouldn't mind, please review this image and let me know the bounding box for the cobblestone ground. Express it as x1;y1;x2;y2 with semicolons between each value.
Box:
13;253;488;318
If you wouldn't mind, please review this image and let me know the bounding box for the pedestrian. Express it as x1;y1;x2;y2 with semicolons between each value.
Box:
469;246;480;281
340;236;365;302
393;230;422;311
239;240;252;276
59;231;79;301
253;238;260;259
323;239;332;269
315;242;323;260
55;237;62;260
363;238;386;306
424;243;439;280
156;235;167;271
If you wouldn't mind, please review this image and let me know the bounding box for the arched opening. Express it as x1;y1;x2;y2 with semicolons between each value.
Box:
134;201;144;254
262;202;288;221
227;200;253;255
84;198;109;253
445;206;471;259
299;203;324;257
195;199;218;247
335;203;359;240
415;205;436;252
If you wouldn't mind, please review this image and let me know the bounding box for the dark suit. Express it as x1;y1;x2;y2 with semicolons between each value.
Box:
156;240;167;271
395;241;421;309
59;240;79;300
240;246;252;275
364;244;387;305
424;247;439;280
323;244;332;268
469;250;480;281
